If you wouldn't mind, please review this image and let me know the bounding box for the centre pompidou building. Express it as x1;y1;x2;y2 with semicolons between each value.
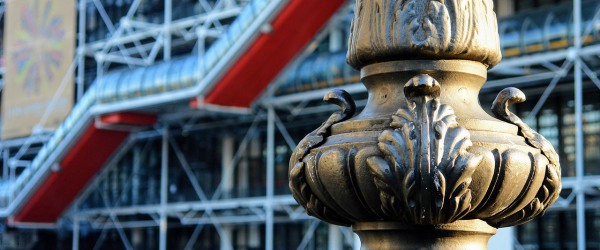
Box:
0;0;597;249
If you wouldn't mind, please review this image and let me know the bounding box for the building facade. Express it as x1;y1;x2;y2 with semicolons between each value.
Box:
0;0;598;249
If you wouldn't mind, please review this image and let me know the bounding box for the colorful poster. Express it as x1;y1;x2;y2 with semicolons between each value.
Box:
2;0;76;139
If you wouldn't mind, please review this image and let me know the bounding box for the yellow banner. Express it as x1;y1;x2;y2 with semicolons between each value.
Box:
2;0;76;139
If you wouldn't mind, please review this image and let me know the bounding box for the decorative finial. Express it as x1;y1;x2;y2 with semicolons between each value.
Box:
347;0;502;69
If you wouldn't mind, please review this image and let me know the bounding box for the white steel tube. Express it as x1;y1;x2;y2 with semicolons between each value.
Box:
159;127;169;250
574;0;586;250
3;149;9;180
77;0;87;101
266;107;275;250
72;216;80;250
328;225;342;250
575;60;586;250
164;0;172;61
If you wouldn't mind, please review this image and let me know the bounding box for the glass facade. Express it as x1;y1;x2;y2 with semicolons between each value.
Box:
515;0;572;12
67;113;360;249
507;83;600;249
516;208;600;250
506;86;600;178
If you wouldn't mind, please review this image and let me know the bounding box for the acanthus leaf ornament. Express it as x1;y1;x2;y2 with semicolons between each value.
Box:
368;74;483;224
402;0;451;50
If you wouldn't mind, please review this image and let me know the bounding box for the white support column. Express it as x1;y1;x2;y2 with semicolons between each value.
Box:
164;0;172;61
353;233;361;250
132;229;143;249
132;146;141;206
574;1;586;250
76;0;87;101
237;143;250;198
72;216;80;250
220;225;234;250
249;224;261;249
266;107;275;250
159;127;169;250
236;226;246;249
221;135;235;199
96;57;104;83
328;225;343;250
221;135;235;250
3;148;9;180
575;58;586;250
329;26;343;52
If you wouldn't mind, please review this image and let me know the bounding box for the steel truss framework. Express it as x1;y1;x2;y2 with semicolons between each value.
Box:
0;0;598;250
68;109;360;250
0;0;248;174
81;0;246;97
0;0;359;248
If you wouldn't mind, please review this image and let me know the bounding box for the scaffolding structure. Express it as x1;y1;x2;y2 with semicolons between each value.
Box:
0;0;598;249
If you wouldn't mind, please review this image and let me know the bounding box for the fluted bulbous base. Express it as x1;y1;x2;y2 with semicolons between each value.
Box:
353;220;496;250
289;59;560;228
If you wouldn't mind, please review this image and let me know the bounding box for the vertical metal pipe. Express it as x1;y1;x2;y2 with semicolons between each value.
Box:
574;59;587;250
76;0;87;101
72;216;80;250
3;148;9;180
352;234;361;250
574;62;586;250
132;146;141;206
353;234;361;250
574;0;582;50
164;0;172;61
329;26;342;52
328;225;342;250
95;58;103;87
573;1;586;250
221;135;235;198
159;127;169;250
220;226;233;250
10;162;15;185
266;107;275;250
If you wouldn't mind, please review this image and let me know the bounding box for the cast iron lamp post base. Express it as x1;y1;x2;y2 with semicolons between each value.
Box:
289;1;561;249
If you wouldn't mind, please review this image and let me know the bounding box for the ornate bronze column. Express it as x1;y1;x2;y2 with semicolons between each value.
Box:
289;1;561;249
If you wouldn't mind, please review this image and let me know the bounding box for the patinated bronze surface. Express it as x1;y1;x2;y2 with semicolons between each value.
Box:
289;1;561;249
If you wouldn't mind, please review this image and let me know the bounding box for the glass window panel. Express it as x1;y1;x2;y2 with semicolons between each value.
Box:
517;217;539;245
563;210;578;250
584;104;600;175
562;100;576;177
539;109;560;150
586;209;600;249
516;0;535;12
